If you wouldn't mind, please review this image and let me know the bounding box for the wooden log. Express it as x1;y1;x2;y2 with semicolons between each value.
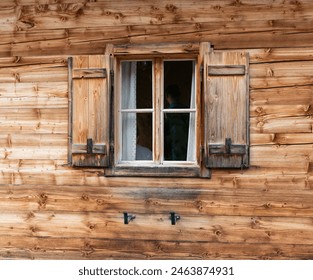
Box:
248;47;313;64
0;134;67;147
250;85;313;106
0;67;67;83
0;97;68;109
1;184;313;217
251;116;313;134
0;147;67;160
250;105;313;118
250;60;313;78
250;76;313;89
0;82;68;98
251;133;313;145
0;236;312;260
1;211;313;244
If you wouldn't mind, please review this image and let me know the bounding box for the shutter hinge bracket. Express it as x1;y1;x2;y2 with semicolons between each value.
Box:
209;138;246;155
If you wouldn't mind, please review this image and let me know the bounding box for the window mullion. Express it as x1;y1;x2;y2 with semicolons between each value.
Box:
154;58;162;164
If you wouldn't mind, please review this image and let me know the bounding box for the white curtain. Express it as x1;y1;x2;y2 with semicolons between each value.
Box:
187;61;196;161
121;62;137;161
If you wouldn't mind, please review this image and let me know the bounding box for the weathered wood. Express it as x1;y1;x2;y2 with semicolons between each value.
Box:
114;42;200;55
1;236;313;260
251;116;313;134
72;68;106;79
1;184;313;218
251;133;313;145
71;55;110;167
204;50;249;168
1;0;313;261
208;65;246;76
1;211;313;245
250;85;313;106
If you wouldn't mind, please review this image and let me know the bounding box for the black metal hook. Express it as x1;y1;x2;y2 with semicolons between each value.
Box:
170;212;180;225
123;212;136;224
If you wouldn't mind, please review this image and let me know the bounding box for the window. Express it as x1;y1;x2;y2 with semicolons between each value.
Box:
116;59;197;165
68;42;250;178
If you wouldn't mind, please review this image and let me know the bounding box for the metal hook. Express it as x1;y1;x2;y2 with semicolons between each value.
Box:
170;212;180;225
123;212;136;224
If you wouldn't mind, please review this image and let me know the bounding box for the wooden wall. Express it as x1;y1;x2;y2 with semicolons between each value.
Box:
1;0;313;259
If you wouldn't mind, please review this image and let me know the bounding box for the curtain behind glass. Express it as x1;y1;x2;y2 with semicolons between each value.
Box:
187;61;196;161
121;62;137;161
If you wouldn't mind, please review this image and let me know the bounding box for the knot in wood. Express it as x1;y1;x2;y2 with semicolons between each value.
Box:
35;4;48;13
231;0;243;6
81;194;89;201
96;199;104;205
165;4;178;13
255;106;264;115
88;222;96;230
213;5;222;11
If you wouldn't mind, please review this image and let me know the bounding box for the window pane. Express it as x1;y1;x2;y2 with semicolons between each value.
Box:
121;61;152;109
164;61;194;109
122;113;153;161
164;112;195;161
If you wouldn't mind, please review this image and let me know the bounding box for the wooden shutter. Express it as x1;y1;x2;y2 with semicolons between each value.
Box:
203;50;249;168
68;54;111;167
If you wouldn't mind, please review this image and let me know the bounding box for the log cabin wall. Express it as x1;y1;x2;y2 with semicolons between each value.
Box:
1;0;313;259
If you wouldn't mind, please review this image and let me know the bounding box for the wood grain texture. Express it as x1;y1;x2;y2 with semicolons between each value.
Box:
0;1;313;56
1;1;313;259
204;50;249;168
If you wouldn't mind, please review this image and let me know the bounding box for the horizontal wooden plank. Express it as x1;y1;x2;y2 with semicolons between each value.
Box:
0;82;68;98
250;60;313;78
0;97;68;109
208;65;245;75
251;133;313;145
72;68;106;79
250;76;313;89
250;105;313;118
1;183;313;217
0;147;67;160
251;116;313;134
248;47;313;64
114;42;200;55
1;211;313;244
0;108;67;122
1;236;313;260
0;134;67;148
0;56;67;67
250;85;313;105
0;67;67;83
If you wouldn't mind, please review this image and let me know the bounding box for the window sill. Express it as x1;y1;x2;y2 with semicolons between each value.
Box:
104;165;210;178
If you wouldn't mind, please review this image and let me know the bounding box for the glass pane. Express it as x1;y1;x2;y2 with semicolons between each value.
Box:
122;113;153;161
121;61;152;109
164;61;194;109
164;112;195;161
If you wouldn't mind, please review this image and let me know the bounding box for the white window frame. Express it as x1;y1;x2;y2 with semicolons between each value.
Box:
114;56;200;168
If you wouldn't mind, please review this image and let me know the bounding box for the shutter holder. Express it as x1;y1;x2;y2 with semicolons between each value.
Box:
87;138;93;154
123;212;136;224
170;212;180;225
209;138;246;155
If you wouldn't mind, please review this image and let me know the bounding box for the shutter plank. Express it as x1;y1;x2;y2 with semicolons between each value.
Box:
204;51;249;168
70;54;111;167
72;56;89;145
